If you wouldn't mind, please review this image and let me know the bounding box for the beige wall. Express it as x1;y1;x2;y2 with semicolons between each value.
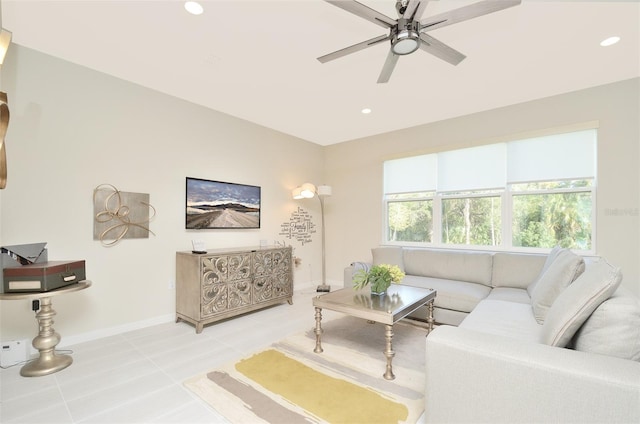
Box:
0;45;325;342
1;44;638;345
324;78;640;297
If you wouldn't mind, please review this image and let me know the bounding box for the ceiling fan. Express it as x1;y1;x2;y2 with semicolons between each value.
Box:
318;0;522;83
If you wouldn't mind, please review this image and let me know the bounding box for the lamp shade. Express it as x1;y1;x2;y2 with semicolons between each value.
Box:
291;187;304;199
317;185;332;196
300;183;316;198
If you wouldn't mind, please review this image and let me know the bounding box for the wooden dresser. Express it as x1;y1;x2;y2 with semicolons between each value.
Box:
175;245;293;333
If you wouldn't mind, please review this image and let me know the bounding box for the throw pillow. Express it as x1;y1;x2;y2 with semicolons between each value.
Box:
527;245;562;297
540;258;622;347
572;289;640;361
371;246;405;271
530;249;585;323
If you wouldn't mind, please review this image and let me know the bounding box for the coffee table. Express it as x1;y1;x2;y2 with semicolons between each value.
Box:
312;284;436;380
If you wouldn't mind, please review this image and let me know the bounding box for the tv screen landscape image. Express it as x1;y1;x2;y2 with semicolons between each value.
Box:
186;177;261;229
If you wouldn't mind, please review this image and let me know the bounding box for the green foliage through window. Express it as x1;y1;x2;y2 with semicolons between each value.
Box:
384;182;594;251
442;196;502;246
512;192;592;250
387;200;433;242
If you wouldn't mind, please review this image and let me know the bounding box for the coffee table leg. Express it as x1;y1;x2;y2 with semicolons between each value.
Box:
314;307;323;353
427;300;435;335
383;324;395;380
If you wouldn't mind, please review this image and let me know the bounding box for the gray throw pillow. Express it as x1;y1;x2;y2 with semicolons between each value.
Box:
527;245;562;297
572;289;640;361
541;258;622;347
530;249;585;324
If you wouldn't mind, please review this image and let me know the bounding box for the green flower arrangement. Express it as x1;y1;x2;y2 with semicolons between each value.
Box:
353;264;405;294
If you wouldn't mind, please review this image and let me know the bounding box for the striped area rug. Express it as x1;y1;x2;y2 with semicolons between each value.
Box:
184;316;428;424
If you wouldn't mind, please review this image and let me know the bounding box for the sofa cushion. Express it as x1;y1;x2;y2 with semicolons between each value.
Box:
459;300;542;343
491;252;546;289
540;258;622;348
485;287;531;304
372;246;405;271
572;288;640;361
403;248;493;286
527;245;562;297
402;275;491;313
530;249;585;324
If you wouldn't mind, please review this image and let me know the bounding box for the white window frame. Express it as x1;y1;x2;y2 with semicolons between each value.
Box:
385;192;435;246
505;180;595;254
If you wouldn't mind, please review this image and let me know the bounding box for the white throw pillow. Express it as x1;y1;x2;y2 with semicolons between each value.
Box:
371;246;405;271
527;245;562;297
530;249;585;324
541;258;622;347
572;289;640;361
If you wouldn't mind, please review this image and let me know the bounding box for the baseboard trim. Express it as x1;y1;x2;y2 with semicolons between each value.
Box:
58;313;175;348
57;282;335;347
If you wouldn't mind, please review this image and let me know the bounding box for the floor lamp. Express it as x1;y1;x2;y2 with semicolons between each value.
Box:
292;183;332;292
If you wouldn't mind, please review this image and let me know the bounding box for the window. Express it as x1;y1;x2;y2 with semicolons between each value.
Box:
387;193;433;243
383;129;596;252
441;192;502;246
511;180;593;250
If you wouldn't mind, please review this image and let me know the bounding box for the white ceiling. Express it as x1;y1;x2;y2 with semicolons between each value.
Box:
1;1;638;146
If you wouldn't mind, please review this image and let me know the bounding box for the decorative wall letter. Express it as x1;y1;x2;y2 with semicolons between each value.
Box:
279;206;316;245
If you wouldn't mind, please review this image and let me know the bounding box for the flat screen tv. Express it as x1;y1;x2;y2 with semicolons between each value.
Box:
185;177;261;229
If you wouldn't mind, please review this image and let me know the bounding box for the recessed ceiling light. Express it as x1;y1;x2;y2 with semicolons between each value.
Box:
184;1;204;15
361;108;372;114
600;36;620;47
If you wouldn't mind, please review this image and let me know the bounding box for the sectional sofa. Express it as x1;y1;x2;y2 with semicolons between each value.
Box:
344;246;640;423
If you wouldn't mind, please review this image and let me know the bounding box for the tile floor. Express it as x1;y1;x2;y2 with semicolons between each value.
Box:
0;287;425;423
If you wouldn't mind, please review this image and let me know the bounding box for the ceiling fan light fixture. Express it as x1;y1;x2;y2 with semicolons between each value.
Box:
392;29;420;55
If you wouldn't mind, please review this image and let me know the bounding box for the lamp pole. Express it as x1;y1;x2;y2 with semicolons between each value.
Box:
292;183;331;292
317;192;329;292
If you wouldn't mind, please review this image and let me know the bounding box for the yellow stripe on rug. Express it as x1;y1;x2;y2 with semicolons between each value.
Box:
235;349;408;424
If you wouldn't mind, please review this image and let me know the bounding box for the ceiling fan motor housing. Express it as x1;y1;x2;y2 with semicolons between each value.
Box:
392;19;420;55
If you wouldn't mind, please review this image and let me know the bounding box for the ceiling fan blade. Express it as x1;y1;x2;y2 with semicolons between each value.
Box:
377;50;399;84
403;0;430;21
318;34;390;63
420;0;521;32
324;0;396;29
419;33;466;65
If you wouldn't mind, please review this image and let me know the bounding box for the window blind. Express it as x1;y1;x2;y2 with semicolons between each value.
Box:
437;143;506;192
507;129;596;183
384;154;437;194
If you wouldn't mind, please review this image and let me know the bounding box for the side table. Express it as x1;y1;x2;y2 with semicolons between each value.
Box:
0;281;91;377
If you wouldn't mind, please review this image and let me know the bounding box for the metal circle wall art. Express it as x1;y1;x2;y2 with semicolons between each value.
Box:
93;184;156;246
